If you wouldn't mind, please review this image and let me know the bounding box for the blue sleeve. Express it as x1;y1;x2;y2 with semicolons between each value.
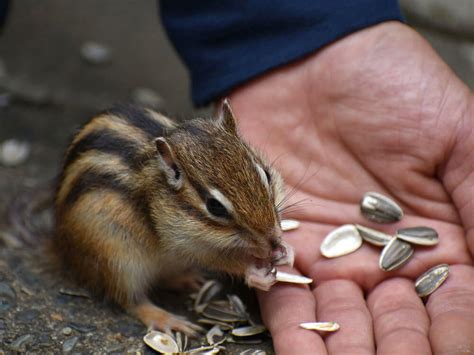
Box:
160;0;403;106
0;0;9;29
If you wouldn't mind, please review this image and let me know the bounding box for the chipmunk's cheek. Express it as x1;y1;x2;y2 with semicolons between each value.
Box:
244;264;277;291
271;241;295;267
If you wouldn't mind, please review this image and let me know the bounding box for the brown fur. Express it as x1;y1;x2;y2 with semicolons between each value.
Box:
54;102;285;335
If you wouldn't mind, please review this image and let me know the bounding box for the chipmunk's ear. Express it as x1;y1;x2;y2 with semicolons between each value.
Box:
155;137;183;189
217;98;237;133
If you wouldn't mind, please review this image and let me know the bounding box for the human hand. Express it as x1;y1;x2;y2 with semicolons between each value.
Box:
228;22;474;354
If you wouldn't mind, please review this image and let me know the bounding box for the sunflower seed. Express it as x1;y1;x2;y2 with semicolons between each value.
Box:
360;192;403;223
202;303;247;323
143;330;179;353
197;318;234;330
232;325;267;337
320;224;363;258
281;219;300;231
300;322;340;332
275;271;313;284
396;226;439;246
379;237;414;271
415;264;449;297
355;224;392;246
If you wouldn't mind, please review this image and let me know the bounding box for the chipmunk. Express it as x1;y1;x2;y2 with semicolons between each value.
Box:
54;99;294;335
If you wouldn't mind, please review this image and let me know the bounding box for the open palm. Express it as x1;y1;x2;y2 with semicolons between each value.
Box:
229;22;474;354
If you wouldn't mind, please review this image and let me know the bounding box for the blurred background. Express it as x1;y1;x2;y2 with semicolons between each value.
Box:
0;0;472;352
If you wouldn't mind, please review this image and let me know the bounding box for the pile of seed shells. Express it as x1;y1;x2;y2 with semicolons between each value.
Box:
320;192;449;297
143;280;270;354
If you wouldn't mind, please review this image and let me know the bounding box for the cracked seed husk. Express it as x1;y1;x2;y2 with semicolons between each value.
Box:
275;271;313;284
396;226;439;246
355;224;392;246
281;219;300;231
320;224;363;258
415;264;449;297
300;322;340;332
379;237;414;271
143;331;179;353
360;192;403;223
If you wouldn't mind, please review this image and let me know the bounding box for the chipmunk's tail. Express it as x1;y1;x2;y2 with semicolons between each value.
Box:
6;181;55;247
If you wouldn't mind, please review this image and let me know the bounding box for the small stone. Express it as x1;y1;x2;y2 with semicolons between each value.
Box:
16;309;40;322
80;41;112;65
62;327;73;336
37;333;51;346
131;87;164;109
0;139;31;167
109;322;144;337
68;322;96;333
50;312;64;321
0;282;16;311
9;334;34;352
0;282;16;300
0;93;11;107
62;336;79;353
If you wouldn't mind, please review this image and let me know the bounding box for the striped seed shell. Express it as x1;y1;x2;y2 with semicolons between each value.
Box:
281;219;300;231
360;192;403;223
355;224;392;246
143;331;179;353
300;322;340;332
231;325;267;337
202;303;247;323
275;271;313;284
415;264;449;297
320;224;363;258
379;237;414;271
396;226;439;246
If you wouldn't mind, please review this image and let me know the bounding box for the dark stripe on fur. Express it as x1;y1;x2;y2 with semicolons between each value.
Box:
64;129;151;171
105;104;166;138
62;169;155;231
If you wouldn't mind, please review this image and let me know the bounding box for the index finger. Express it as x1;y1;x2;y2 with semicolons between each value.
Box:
258;278;327;354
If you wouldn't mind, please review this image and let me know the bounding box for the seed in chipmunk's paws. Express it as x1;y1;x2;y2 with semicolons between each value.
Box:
320;224;363;258
275;271;313;284
415;264;449;297
360;192;403;223
281;219;300;231
143;330;179;353
379;237;414;271
300;322;340;332
355;224;392;246
396;226;439;246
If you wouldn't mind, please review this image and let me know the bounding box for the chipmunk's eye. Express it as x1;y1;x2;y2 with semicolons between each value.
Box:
206;197;229;218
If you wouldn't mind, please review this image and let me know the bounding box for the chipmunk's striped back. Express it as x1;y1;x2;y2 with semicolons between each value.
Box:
54;104;177;305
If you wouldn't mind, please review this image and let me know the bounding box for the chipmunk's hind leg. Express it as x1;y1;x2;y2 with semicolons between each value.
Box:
130;300;203;337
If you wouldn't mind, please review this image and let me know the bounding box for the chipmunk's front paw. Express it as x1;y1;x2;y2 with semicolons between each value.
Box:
132;301;203;337
245;264;277;291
